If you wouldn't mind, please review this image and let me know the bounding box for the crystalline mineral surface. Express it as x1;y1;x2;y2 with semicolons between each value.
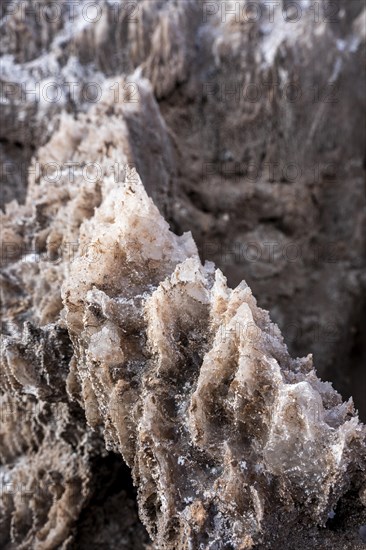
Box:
2;0;365;417
1;1;366;548
1;160;365;548
62;170;366;549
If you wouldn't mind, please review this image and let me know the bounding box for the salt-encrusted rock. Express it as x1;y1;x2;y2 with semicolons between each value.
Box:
0;84;163;549
61;169;366;549
2;0;364;420
1;1;366;548
1;159;365;547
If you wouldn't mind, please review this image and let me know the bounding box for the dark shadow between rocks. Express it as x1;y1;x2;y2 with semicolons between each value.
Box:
71;452;151;550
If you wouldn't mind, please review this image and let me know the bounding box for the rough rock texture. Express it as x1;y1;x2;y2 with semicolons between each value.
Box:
1;162;366;548
1;0;366;548
61;169;366;549
1;0;365;420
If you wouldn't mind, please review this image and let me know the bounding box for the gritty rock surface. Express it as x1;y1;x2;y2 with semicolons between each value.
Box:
1;0;365;419
1;0;366;548
1;163;366;548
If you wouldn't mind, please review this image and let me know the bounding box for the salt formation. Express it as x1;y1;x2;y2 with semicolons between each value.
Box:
1;161;366;547
2;0;365;418
1;82;160;549
1;0;366;548
60;168;366;549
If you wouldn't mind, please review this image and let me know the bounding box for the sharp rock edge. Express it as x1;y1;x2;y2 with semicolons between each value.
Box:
62;169;366;549
1;166;365;549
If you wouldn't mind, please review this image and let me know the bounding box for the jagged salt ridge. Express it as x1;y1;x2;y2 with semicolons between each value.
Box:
1;162;365;548
61;168;366;549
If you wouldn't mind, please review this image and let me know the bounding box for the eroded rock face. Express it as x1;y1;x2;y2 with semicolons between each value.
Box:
60;170;366;549
2;159;365;548
1;0;365;419
1;1;366;548
0;86;161;549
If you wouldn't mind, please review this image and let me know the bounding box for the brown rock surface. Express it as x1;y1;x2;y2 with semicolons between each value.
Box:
1;1;365;548
1;163;365;548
